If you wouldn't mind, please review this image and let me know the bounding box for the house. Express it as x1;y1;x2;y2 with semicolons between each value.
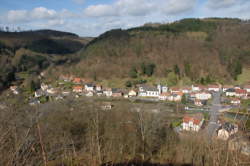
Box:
29;98;40;106
226;88;236;97
195;91;212;100
96;91;103;96
208;85;220;92
55;95;64;100
101;102;113;110
128;90;137;97
103;88;112;97
60;75;72;82
217;122;238;140
192;85;200;92
244;85;250;93
230;98;241;105
159;92;170;101
86;91;94;97
182;114;204;132
96;85;102;91
170;87;181;94
194;99;203;106
35;90;45;98
85;84;95;91
62;90;71;96
235;89;248;98
138;85;160;97
223;85;234;92
47;88;58;95
182;87;192;94
171;92;183;102
41;83;49;91
73;86;83;93
161;86;168;93
73;77;82;84
10;86;19;95
112;89;123;97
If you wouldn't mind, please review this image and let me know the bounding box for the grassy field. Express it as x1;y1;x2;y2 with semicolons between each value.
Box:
235;68;250;85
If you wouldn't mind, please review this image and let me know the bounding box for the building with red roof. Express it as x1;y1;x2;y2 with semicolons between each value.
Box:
182;114;204;132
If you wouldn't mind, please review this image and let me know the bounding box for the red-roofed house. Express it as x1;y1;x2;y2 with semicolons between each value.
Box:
73;78;82;84
208;85;220;92
182;114;204;132
230;98;241;105
235;89;248;98
73;86;83;93
159;92;170;101
244;85;250;93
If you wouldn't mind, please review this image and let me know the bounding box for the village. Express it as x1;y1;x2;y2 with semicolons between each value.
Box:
7;74;250;156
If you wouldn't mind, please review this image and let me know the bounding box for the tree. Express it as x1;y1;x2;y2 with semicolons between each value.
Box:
129;66;138;78
167;72;178;86
181;94;187;104
174;64;180;77
125;81;132;87
145;63;155;77
140;62;146;75
184;63;191;78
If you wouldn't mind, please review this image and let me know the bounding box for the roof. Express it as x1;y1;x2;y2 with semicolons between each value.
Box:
85;83;94;87
73;86;83;90
183;114;204;125
160;92;170;96
141;86;158;92
219;122;237;133
223;85;234;89
208;84;220;88
244;85;250;89
226;88;235;92
235;89;247;94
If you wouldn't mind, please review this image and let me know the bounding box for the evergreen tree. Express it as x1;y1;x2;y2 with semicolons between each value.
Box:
174;64;180;77
145;63;156;76
129;66;138;78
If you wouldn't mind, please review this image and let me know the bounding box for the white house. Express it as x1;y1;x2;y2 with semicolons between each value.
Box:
128;90;137;97
10;86;19;95
35;90;45;98
85;84;95;91
195;91;212;100
103;88;112;97
47;88;58;95
208;85;220;92
96;85;102;91
194;99;203;106
182;114;204;132
41;83;49;91
244;85;250;93
182;87;191;94
86;91;94;97
217;123;238;140
226;88;236;97
192;85;200;92
230;98;241;105
138;85;159;98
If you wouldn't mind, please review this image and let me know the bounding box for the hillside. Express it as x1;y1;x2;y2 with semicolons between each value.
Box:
65;18;250;87
0;29;93;91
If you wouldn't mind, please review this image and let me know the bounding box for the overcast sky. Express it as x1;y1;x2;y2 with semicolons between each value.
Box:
0;0;249;37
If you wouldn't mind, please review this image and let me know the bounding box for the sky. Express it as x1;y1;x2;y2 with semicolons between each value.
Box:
0;0;250;37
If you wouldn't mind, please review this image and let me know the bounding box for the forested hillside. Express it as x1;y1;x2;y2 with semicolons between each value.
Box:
0;30;93;91
66;18;250;86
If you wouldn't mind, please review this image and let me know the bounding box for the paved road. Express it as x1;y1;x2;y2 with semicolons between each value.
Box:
206;91;221;139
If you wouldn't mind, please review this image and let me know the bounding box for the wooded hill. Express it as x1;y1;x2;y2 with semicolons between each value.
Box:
0;29;93;91
66;18;250;86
